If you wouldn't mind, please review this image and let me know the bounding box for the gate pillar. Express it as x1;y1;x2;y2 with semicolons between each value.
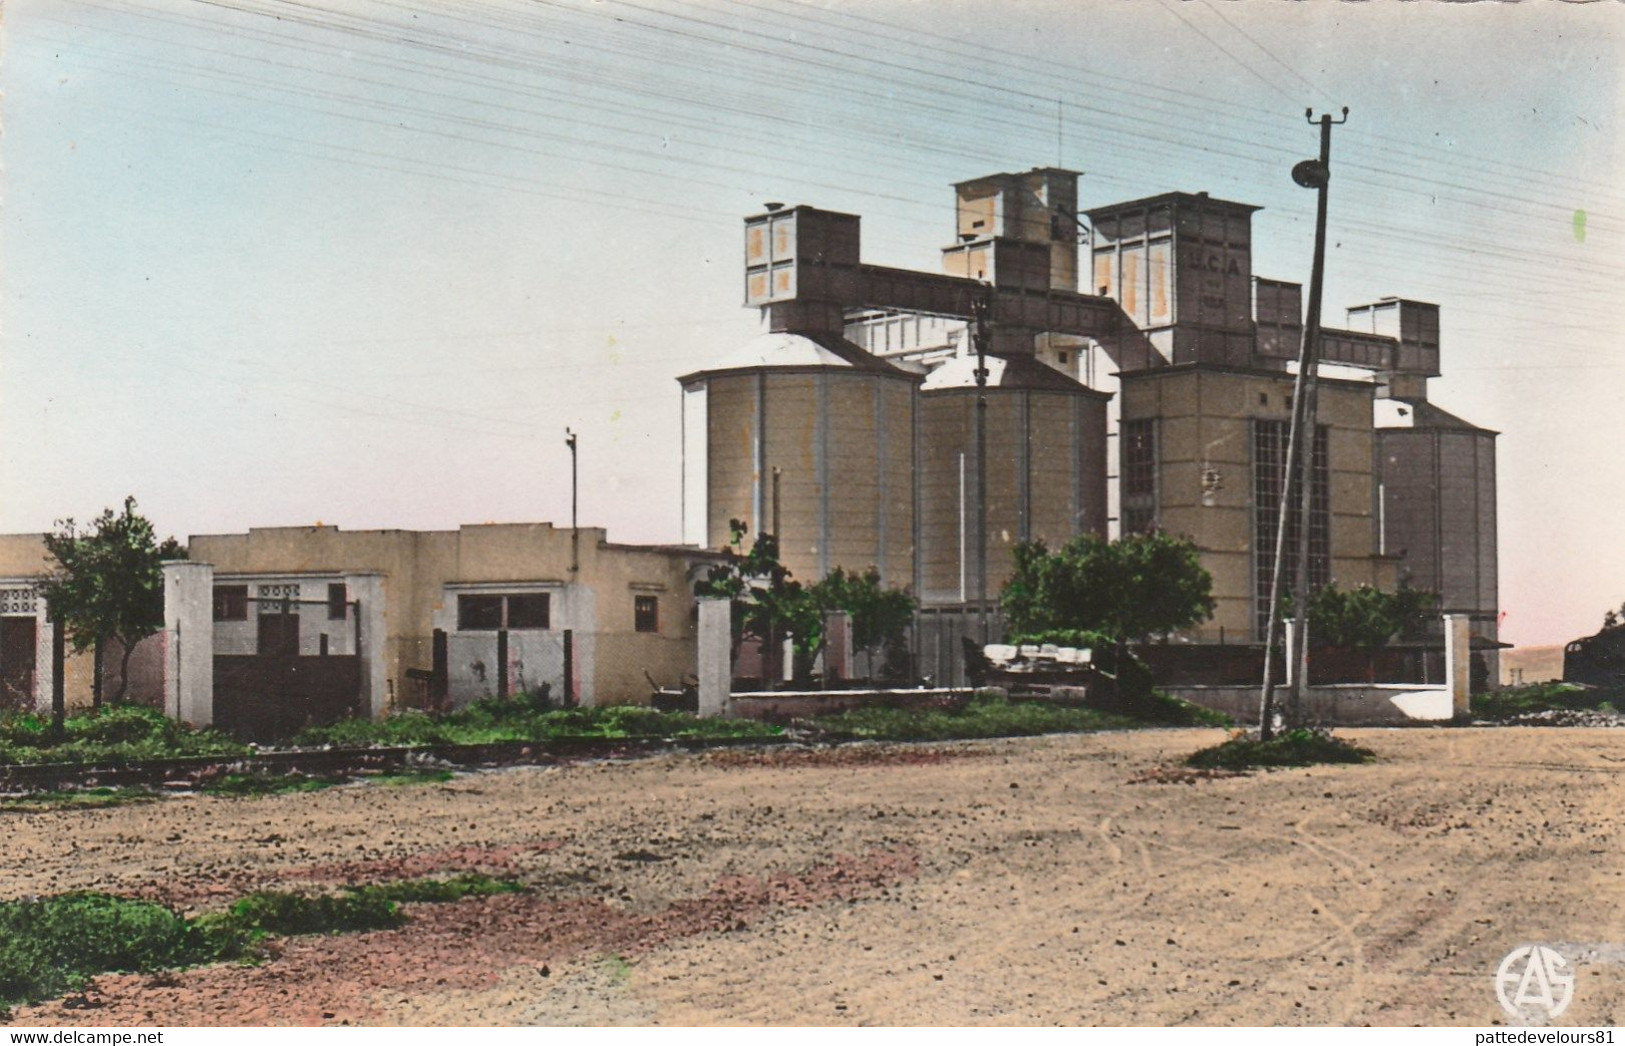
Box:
163;560;215;727
1445;613;1471;718
345;573;388;720
697;596;731;717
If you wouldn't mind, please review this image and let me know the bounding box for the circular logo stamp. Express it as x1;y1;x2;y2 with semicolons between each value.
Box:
1496;945;1575;1020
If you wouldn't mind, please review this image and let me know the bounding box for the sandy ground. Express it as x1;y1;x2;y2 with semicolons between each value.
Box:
4;727;1625;1027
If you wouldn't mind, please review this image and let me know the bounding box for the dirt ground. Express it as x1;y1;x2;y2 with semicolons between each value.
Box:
5;727;1625;1027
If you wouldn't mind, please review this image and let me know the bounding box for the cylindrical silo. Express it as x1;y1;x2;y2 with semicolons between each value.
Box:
915;353;1110;609
678;331;919;589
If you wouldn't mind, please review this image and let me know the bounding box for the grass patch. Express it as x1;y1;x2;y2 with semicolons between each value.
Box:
293;697;783;749
203;773;340;798
1471;681;1621;720
367;768;455;787
809;689;1226;743
810;692;1137;742
0;874;529;1012
203;768;451;797
1132;690;1232;727
600;954;632;986
0;893;249;1011
205;890;405;938
1186;728;1375;770
347;872;524;904
0;704;247;767
0;786;158;812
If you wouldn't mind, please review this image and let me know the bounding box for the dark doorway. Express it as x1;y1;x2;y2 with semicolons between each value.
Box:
0;617;38;711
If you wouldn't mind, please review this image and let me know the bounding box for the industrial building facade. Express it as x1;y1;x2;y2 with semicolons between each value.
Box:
680;167;1499;669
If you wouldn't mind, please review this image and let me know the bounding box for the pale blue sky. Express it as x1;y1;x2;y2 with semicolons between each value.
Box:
2;0;1620;646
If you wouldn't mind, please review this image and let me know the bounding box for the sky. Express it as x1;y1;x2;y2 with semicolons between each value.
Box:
1;0;1620;648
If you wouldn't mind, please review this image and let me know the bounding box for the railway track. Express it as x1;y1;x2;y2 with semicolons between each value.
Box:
0;734;793;793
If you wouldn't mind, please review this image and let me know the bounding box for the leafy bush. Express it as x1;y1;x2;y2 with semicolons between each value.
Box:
207;890;404;938
0;893;245;1008
1186;728;1375;770
0;874;532;1011
812;691;1136;742
293;698;782;748
1471;682;1620;720
0;704;247;767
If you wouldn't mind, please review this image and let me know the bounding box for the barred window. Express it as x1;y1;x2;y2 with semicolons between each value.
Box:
507;593;551;630
458;594;504;631
458;592;550;631
213;585;248;622
1253;419;1330;638
327;583;348;621
634;595;659;634
1121;418;1157;534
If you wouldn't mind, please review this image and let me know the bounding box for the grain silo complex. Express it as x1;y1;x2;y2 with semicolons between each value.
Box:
678;165;1501;683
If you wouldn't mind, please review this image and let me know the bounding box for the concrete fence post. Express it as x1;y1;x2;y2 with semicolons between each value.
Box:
344;573;388;720
1283;619;1298;689
32;588;54;715
1445;613;1471;717
826;611;854;684
697;597;731;717
163;560;214;728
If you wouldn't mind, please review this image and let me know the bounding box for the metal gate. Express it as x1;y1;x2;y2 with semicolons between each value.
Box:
214;654;362;742
212;593;364;742
0;617;36;712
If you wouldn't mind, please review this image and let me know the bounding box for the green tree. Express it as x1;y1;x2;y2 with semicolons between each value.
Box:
695;522;916;685
1001;531;1216;643
695;520;804;680
41;497;185;718
1306;582;1437;650
999;531;1216;699
808;566;917;680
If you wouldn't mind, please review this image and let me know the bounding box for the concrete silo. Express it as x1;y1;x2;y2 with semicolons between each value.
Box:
914;353;1110;607
678;330;919;589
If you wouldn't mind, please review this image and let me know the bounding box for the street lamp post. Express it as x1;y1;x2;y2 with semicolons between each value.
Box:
1259;106;1347;740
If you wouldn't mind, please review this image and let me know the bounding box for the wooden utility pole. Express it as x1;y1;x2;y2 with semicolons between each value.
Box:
971;287;992;646
565;428;579;574
1259;107;1347;740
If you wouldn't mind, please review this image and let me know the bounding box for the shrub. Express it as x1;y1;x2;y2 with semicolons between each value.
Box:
294;702;781;749
0;893;245;1008
812;691;1135;742
208;890;404;938
1186;728;1375;770
0;875;526;1012
1471;682;1620;720
0;704;247;766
